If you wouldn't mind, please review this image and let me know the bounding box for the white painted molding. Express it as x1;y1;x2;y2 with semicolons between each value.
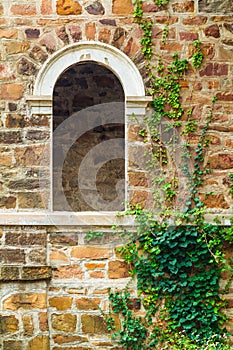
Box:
33;41;146;97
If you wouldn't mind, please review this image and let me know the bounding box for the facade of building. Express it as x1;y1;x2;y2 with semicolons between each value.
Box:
0;0;233;349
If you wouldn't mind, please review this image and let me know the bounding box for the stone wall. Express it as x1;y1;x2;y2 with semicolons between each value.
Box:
0;0;233;349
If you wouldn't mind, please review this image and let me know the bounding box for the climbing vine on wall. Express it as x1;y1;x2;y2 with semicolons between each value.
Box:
96;1;233;349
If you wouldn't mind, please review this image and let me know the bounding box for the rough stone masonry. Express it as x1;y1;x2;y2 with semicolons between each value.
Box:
0;0;233;349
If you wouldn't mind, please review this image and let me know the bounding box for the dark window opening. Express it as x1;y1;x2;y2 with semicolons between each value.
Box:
53;61;125;211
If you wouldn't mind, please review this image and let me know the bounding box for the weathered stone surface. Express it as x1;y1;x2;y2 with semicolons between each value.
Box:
26;335;49;350
204;24;220;38
6;41;30;54
49;233;79;246
14;145;49;166
216;92;233;101
56;26;69;44
0;29;17;39
99;19;116;26
25;28;40;38
49;296;72;310
112;0;133;14
0;154;12;166
50;250;69;264
69;25;82;41
108;260;131;279
0;316;19;334
142;4;167;12
85;1;105;15
172;1;194;12
3;340;23;350
10;4;36;15
22;267;52;280
0;196;16;209
200;63;228;76
0;266;19;281
39;312;49;331
22;315;34;335
208;153;233;169
128;171;149;187
18;192;45;209
75;298;100;310
52;313;77;331
200;193;229;209
3;293;47;310
29;45;48;63
112;27;127;49
179;32;198;41
82;314;120;333
71;246;111;259
40;33;58;52
53;266;83;279
53;335;88;344
98;28;111;43
85;23;96;39
199;0;233;13
57;0;82;15
0;84;24;100
41;0;53;15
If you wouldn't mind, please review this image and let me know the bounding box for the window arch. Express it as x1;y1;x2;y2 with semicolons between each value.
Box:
26;41;151;224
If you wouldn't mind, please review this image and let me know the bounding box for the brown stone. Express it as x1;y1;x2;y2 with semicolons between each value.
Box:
14;145;49;166
0;154;12;166
22;267;52;280
26;336;49;350
204;24;220;38
208;153;233;169
199;0;233;13
18;192;45;209
40;33;58;52
128;172;149;187
49;297;72;310
0;266;19;281
53;347;92;350
56;26;69;44
0;29;17;39
53;266;83;279
129;190;151;209
69;25;82;42
82;314;120;333
112;0;133;14
22;315;34;336
200;63;228;77
85;263;105;269
172;1;194;12
56;0;82;15
17;58;38;76
71;246;111;259
0;4;3;15
85;1;105;15
30;46;48;63
89;271;104;278
179;32;198;41
108;260;130;279
182;16;207;25
49;233;79;246
142;4;167;12
98;28;111;43
0;316;19;333
3;340;23;350
25;29;40;39
128;125;144;142
0;248;24;263
200;193;229;209
0;197;16;209
0;84;24;100
53;335;88;344
39;312;49;331
50;250;69;264
3;293;47;310
85;23;96;40
28;249;47;265
161;41;183;52
75;298;100;310
52;313;77;332
216;92;233;101
10;4;36;15
100;19;116;26
41;0;53;15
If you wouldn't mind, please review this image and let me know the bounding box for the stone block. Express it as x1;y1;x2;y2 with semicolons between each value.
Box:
49;296;73;310
108;260;130;279
39;312;49;331
85;1;105;15
75;298;100;310
53;335;88;344
10;4;36;15
0;84;24;100
5;42;30;54
172;1;194;12
200;63;228;77
85;23;96;40
208;153;233;169
0;266;19;281
0;29;18;39
22;267;52;280
3;340;23;350
22;315;34;336
0;315;19;334
53;266;83;279
3;293;47;310
51;313;77;332
26;335;49;350
41;0;53;15
71;246;111;259
81;314;120;333
112;0;133;14
56;0;82;15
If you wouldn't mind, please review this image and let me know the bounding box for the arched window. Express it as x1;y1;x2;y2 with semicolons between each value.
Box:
52;61;125;211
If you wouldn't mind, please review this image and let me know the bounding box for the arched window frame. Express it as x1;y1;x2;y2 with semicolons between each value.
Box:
0;42;152;226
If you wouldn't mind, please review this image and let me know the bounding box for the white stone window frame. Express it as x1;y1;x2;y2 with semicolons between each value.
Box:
0;41;152;226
